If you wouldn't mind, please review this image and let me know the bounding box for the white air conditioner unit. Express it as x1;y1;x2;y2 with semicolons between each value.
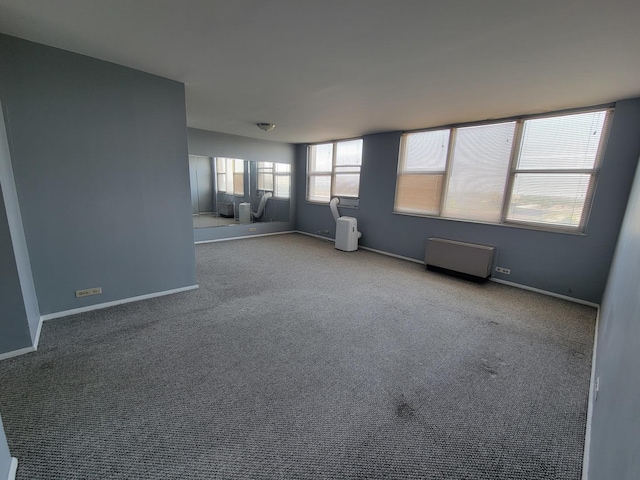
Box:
335;216;359;252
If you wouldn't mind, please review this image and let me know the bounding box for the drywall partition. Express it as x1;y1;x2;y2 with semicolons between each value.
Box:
0;103;40;351
587;155;640;479
0;34;196;315
0;187;31;354
188;128;296;242
295;98;640;304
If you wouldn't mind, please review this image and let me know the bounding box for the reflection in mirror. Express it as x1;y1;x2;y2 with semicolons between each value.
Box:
188;155;291;228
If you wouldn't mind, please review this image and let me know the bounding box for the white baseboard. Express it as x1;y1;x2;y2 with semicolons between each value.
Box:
359;245;425;265
40;285;199;321
32;315;43;350
195;230;295;244
1;285;199;362
297;230;600;308
581;306;601;480
7;458;17;480
0;346;35;362
489;278;599;308
295;230;334;242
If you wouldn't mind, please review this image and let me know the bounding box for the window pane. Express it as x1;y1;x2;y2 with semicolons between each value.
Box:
507;173;591;227
217;174;226;193
233;172;244;196
275;163;290;173
308;175;331;202
310;144;333;172
259;173;273;191
442;122;515;222
518;111;607;170
275;174;290;198
403;130;450;172
336;139;363;166
395;174;443;215
334;174;360;197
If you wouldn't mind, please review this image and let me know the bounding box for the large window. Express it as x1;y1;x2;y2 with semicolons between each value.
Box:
394;109;611;231
257;162;291;199
307;139;363;203
216;157;244;196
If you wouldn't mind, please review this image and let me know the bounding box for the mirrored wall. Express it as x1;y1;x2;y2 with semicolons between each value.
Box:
189;155;291;229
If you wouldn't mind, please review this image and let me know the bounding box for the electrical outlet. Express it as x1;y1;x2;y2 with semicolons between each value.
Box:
249;227;257;232
595;376;600;400
495;267;511;274
76;287;102;298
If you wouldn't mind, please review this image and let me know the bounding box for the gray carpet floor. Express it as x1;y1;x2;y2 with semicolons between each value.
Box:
0;233;596;479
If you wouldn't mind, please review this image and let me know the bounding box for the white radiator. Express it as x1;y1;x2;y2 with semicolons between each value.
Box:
425;238;495;279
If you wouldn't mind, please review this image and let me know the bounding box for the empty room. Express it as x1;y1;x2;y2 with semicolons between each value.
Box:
1;1;639;479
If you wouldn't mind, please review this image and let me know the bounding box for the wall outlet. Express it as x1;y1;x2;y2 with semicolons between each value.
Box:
595;376;600;400
76;287;102;298
249;227;257;232
495;267;511;275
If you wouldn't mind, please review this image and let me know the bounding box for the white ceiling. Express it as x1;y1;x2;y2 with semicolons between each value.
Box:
1;0;639;144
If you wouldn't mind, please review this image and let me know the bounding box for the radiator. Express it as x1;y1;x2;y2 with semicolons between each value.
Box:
425;238;495;279
218;202;234;218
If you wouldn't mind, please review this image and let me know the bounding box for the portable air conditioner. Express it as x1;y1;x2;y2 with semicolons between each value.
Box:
335;216;359;252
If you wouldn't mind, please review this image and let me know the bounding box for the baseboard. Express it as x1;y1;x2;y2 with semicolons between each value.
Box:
7;458;17;480
0;346;35;362
295;230;334;242
359;245;425;265
297;230;600;308
581;306;601;480
40;285;199;321
32;315;43;350
489;278;599;308
195;230;295;244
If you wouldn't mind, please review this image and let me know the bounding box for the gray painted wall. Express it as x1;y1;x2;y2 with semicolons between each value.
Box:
588;155;640;479
0;33;197;316
0;102;40;350
0;185;31;353
295;98;640;304
188;128;296;242
0;415;11;480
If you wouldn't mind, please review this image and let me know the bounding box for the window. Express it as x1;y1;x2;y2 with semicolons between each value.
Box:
257;162;291;199
274;163;291;199
394;109;612;231
307;139;363;203
215;157;244;196
257;162;274;191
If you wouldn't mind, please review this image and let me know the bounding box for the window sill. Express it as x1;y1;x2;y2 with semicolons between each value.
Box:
392;211;587;236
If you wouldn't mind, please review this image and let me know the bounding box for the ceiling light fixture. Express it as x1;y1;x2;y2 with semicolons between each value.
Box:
257;123;276;132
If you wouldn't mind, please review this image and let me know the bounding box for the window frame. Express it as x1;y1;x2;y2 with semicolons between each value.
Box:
306;138;363;204
394;106;613;233
215;157;245;196
257;162;291;199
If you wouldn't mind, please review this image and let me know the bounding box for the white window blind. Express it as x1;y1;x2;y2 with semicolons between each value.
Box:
274;163;291;199
257;162;274;191
506;110;608;228
395;129;449;215
442;122;515;223
394;108;612;232
215;157;244;196
307;139;363;203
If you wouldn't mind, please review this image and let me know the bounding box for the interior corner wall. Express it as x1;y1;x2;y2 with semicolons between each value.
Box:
295;98;640;304
0;415;12;480
0;102;39;348
0;33;197;315
187;128;296;242
587;154;640;479
0;186;31;353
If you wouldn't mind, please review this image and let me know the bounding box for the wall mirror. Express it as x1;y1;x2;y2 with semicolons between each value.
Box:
189;155;291;228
